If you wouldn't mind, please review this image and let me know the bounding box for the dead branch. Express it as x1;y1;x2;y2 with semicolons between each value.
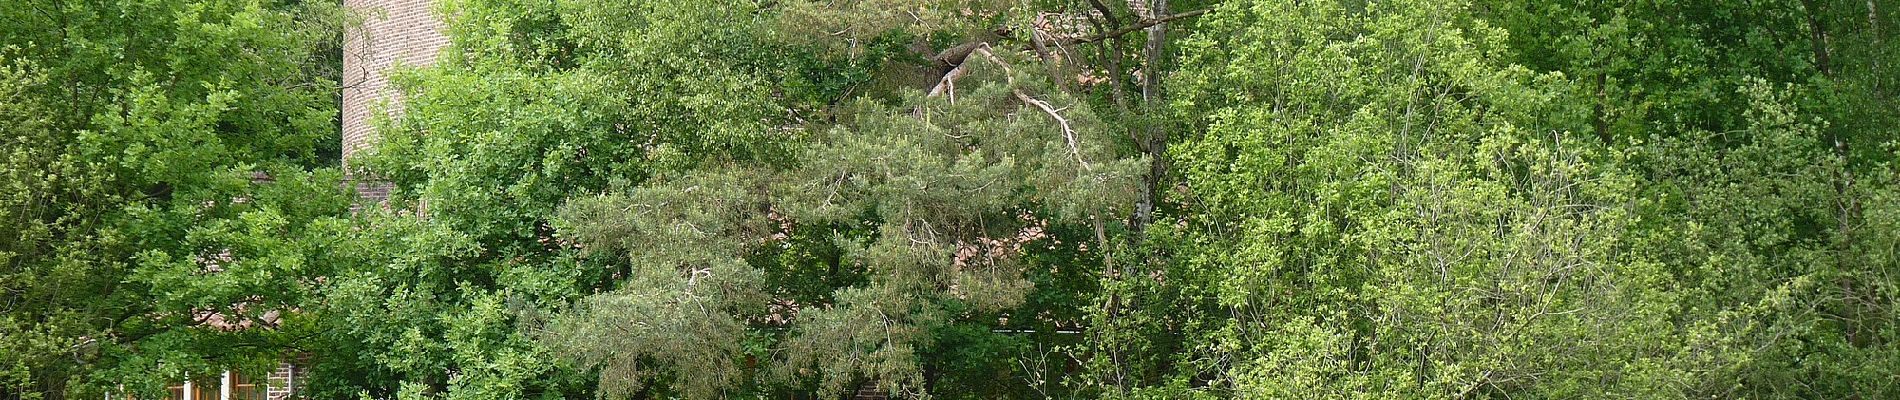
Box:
927;62;969;99
1015;89;1091;172
970;47;1092;172
921;45;1094;172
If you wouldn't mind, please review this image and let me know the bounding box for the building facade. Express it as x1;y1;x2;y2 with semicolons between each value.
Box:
137;364;296;400
341;0;449;203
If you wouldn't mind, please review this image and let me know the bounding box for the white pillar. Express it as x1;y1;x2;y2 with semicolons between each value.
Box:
183;380;194;400
220;371;232;400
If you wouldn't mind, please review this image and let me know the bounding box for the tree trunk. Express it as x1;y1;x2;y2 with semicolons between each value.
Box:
1803;0;1833;76
1131;0;1171;238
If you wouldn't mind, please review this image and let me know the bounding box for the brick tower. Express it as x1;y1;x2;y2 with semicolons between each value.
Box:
341;0;449;202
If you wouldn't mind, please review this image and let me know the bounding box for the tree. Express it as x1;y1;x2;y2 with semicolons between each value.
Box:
342;0;1189;397
0;0;348;398
9;0;1894;398
1127;0;1900;397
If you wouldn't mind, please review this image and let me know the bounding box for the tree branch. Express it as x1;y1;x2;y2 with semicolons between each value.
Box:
972;47;1093;172
926;46;1093;172
1066;9;1209;45
923;9;1207;69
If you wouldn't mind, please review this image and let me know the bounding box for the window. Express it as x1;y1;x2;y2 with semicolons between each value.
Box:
145;372;266;400
229;372;267;400
191;379;216;400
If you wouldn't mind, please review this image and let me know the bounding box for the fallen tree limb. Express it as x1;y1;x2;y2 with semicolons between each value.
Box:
931;40;993;68
926;60;968;99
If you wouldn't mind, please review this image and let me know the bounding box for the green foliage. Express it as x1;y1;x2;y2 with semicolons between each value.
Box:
7;0;1894;399
317;0;879;397
0;0;348;398
1127;0;1900;398
542;48;1144;397
1160;0;1677;396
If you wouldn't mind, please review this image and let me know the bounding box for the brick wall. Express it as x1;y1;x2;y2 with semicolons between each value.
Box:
342;0;448;203
265;362;296;400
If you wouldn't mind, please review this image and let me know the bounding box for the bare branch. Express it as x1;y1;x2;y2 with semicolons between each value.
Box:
971;47;1092;172
921;45;1095;172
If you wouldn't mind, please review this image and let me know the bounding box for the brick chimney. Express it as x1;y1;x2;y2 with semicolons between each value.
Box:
341;0;448;203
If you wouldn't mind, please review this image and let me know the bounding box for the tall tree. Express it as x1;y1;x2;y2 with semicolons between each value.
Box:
0;0;348;398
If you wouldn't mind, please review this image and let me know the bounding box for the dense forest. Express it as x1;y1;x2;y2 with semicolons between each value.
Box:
3;0;1898;398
